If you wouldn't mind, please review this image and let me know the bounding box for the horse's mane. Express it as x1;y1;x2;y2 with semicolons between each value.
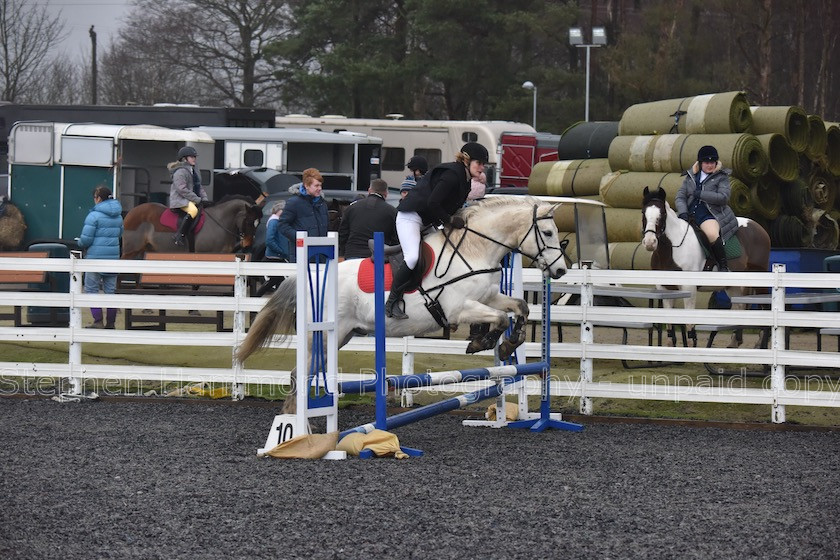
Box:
445;195;547;261
459;194;543;220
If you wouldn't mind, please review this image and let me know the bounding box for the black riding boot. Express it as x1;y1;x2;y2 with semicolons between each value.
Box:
711;237;729;272
385;262;415;320
173;214;194;246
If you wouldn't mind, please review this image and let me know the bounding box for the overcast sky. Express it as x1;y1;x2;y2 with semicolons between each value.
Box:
41;0;134;60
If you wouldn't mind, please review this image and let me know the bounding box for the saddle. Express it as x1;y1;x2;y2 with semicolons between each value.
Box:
356;241;435;294
689;224;742;270
160;208;206;235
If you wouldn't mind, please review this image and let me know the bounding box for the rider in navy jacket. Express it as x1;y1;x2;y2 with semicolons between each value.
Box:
277;168;328;263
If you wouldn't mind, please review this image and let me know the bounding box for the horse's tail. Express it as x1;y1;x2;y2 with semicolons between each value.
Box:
235;277;297;362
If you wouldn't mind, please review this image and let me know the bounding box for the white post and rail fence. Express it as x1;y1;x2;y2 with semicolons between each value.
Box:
1;254;839;423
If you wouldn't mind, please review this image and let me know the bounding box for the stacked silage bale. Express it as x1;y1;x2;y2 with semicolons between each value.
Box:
528;91;840;270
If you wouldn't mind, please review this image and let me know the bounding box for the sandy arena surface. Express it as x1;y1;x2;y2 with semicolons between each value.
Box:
2;396;839;560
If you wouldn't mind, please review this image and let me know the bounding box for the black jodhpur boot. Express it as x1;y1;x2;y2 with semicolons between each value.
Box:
711;237;729;272
173;214;194;246
385;262;415;320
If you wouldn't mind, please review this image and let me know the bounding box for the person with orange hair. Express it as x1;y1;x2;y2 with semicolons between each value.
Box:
277;168;328;263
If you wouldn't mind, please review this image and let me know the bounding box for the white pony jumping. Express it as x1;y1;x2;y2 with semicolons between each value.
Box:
237;196;569;370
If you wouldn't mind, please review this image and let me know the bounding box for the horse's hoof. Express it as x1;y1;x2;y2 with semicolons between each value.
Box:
498;341;515;361
465;340;482;354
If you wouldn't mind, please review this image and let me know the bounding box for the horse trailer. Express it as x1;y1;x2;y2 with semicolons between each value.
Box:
189;126;382;196
8;122;213;246
273;115;536;189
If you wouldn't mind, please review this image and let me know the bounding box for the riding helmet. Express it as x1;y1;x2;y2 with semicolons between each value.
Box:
460;142;489;164
178;146;198;160
406;156;428;174
697;145;719;162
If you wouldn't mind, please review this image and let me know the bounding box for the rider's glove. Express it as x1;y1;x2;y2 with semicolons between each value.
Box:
678;212;689;221
449;216;465;229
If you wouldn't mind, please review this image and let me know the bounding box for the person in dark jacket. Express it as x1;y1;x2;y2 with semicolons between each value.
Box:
77;186;123;328
386;142;489;319
255;200;291;296
675;145;737;272
338;178;398;259
277;168;328;263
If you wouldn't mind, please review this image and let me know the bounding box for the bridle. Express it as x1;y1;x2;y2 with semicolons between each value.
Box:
438;204;567;277
642;198;690;248
202;200;258;245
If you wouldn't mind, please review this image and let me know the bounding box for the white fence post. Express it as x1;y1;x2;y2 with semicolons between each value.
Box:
68;252;83;395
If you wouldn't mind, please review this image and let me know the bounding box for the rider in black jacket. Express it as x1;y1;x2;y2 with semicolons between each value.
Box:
386;142;489;319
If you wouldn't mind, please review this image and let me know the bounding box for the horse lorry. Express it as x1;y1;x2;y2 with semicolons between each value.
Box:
8;121;214;247
191;126;383;199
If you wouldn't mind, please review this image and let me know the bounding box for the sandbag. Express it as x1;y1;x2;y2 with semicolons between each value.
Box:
618;91;752;135
528;159;612;197
556;121;619;160
607;133;768;182
749;105;810;152
755;133;798;181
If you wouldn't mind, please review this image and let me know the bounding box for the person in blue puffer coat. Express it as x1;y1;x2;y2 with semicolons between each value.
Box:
277;168;328;263
77;185;123;328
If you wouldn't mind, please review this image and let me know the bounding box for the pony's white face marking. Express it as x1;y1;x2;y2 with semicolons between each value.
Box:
642;204;661;251
526;205;567;279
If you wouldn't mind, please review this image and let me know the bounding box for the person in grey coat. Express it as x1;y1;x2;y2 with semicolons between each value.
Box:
77;186;123;328
168;146;209;246
675;145;737;271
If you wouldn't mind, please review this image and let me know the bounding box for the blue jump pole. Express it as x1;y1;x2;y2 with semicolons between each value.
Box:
339;361;550;394
341;375;526;438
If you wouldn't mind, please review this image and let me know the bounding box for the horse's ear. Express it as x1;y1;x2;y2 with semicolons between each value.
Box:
643;186;650;196
657;186;666;197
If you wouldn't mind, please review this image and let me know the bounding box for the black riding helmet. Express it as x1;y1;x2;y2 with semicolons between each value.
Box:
460;142;489;164
178;146;198;160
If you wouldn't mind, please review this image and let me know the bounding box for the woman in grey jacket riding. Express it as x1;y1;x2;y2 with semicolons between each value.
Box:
675;145;737;272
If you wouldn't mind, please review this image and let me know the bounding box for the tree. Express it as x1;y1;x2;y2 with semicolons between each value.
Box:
0;0;66;101
105;0;291;107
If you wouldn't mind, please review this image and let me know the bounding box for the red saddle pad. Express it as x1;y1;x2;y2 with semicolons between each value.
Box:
356;242;435;293
160;209;206;234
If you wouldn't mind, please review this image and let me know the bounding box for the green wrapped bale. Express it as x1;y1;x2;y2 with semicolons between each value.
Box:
810;209;839;250
824;123;840;176
805;115;828;160
755;133;798;181
608;133;768;182
556;121;619;160
751;180;782;220
555;207;643;244
608;242;652;270
780;178;809;216
528;159;612;197
729;177;754;217
749;105;809;152
618;91;752;135
599;171;684;208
